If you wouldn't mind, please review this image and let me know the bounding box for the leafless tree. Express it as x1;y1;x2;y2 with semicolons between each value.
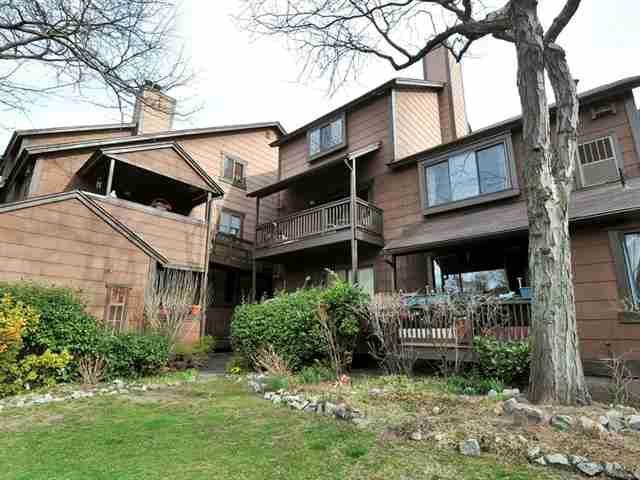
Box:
0;0;191;117
241;0;590;405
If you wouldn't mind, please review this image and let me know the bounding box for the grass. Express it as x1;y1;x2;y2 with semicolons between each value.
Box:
0;377;564;480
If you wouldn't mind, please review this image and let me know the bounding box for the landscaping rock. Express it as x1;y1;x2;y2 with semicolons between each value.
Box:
303;403;318;413
604;463;635;480
576;462;605;477
551;415;574;431
432;406;441;415
264;392;275;401
487;389;498;399
409;431;423;441
569;455;589;466
503;398;519;414
579;416;609;437
526;446;542;461
532;457;547;466
502;388;520;399
627;415;640;431
512;404;548;426
248;380;264;394
324;402;337;417
334;404;352;421
544;453;571;469
605;410;626;432
368;388;384;397
459;439;481;457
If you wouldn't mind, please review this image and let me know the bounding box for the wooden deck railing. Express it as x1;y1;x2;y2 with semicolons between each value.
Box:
256;197;383;248
400;297;531;347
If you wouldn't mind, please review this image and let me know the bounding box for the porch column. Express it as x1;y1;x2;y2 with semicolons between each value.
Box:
350;156;358;284
252;196;260;301
390;254;397;292
105;157;115;195
199;192;213;337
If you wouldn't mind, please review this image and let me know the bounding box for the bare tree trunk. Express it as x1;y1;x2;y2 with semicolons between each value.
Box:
511;0;590;405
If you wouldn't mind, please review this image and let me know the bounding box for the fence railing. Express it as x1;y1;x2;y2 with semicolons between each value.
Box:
400;297;531;346
256;197;383;248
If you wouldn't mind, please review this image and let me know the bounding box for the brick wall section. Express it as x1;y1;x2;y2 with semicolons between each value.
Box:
0;198;150;327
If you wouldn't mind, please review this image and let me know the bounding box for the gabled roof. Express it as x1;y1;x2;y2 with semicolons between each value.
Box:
80;142;224;196
2;122;136;159
0;190;168;264
384;176;640;254
389;75;640;169
271;78;443;147
23;121;286;156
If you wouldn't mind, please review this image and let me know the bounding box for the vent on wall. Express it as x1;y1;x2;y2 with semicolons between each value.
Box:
577;136;620;187
591;102;616;120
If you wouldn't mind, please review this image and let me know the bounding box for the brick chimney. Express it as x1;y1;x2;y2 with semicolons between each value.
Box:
423;45;469;142
132;81;176;134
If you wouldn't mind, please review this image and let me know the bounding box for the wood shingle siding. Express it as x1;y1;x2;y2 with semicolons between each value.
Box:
394;89;442;160
0;197;150;327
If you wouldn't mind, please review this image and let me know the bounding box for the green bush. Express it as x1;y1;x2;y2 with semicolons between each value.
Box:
231;288;326;370
0;282;103;359
472;336;531;385
100;332;170;378
231;280;369;371
444;374;504;396
173;335;216;367
298;361;335;384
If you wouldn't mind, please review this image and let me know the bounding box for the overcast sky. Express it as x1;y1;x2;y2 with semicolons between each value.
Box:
1;1;638;148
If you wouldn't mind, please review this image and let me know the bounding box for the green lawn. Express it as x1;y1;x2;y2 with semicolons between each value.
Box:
0;377;564;480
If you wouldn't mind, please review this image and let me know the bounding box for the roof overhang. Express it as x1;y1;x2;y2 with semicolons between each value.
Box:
247;142;381;198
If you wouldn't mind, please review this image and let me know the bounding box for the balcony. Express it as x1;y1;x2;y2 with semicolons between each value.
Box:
255;197;384;258
210;231;253;269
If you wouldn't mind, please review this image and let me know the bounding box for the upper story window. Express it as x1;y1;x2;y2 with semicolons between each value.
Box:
423;138;515;212
219;209;243;237
222;154;246;188
308;114;346;160
575;136;620;188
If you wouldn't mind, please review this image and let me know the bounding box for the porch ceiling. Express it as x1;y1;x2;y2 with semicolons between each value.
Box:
247;142;381;198
385;177;640;254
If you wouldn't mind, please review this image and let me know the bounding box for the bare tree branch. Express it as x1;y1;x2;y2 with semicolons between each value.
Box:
0;0;193;117
544;0;581;44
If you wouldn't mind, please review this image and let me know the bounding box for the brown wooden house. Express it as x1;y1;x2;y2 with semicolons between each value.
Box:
0;84;283;345
248;46;640;374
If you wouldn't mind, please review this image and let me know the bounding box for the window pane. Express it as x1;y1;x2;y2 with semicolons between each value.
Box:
223;156;234;178
460;269;509;294
234;162;244;181
330;118;343;147
427;162;451;206
357;267;374;296
309;129;321;155
449;151;479;201
624;233;640;302
320;124;332;149
477;143;508;194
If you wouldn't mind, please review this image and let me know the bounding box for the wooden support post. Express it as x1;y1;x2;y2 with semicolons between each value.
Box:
252;196;260;301
199;193;213;338
105;158;115;195
350;156;358;284
391;254;397;292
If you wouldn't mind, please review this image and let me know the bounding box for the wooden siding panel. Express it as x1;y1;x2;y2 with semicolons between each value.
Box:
0;198;150;328
95;198;207;268
116;147;210;191
395;89;442;160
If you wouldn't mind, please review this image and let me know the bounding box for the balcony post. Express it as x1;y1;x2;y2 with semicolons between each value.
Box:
105;157;115;195
349;156;358;284
199;192;213;338
252;196;260;301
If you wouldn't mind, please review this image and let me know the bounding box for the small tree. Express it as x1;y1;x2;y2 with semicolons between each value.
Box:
242;0;590;404
144;268;199;350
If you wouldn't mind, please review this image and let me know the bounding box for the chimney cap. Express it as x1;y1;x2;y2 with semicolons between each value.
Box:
143;80;163;91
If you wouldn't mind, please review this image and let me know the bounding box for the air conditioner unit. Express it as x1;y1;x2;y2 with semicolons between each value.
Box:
578;136;620;187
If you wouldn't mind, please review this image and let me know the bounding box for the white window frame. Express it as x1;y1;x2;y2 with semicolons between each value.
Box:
219;209;243;237
307;113;347;161
221;154;247;188
104;285;129;331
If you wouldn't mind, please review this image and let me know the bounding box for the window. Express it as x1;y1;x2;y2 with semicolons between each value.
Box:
433;258;509;295
222;154;246;188
576;136;620;187
424;141;511;208
336;266;375;296
104;285;129;331
219;210;243;237
308;115;346;159
623;233;640;304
